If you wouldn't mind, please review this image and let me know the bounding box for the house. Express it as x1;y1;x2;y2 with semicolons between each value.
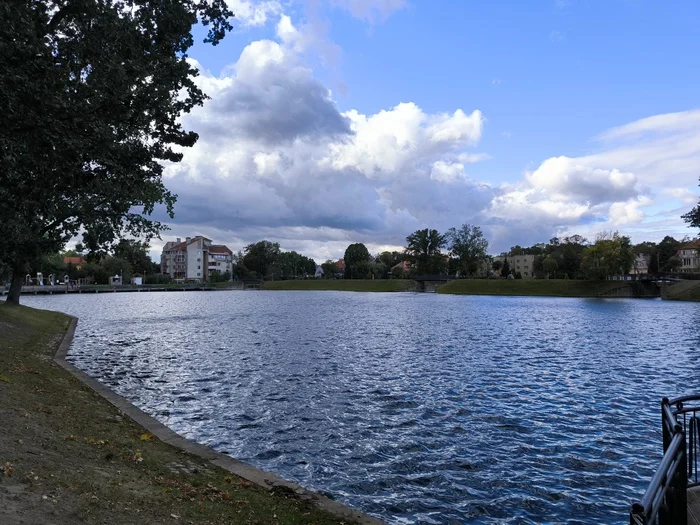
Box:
63;256;86;270
631;253;651;275
314;265;324;278
675;240;700;273
337;259;345;273
492;254;536;278
391;261;411;274
160;236;212;282
208;244;233;279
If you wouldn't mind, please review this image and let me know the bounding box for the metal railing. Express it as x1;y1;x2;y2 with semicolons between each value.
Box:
630;395;700;524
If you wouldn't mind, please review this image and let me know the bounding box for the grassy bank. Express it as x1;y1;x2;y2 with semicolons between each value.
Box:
664;280;700;301
437;279;630;297
0;304;349;525
262;279;416;292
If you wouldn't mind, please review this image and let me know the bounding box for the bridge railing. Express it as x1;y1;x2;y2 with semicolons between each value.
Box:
630;395;700;524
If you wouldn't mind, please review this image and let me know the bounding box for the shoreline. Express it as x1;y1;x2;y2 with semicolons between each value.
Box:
53;317;382;525
0;305;382;525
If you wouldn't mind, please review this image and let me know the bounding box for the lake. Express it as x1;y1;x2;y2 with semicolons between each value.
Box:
22;291;700;524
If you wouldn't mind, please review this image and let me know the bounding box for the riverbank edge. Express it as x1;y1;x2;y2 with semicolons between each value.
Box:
53;317;383;525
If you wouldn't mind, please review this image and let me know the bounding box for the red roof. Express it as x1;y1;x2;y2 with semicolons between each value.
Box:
63;256;85;266
210;244;233;255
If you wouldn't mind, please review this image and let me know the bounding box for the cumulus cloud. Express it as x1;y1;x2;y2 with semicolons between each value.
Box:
228;0;282;26
525;156;638;204
184;41;351;145
152;7;699;260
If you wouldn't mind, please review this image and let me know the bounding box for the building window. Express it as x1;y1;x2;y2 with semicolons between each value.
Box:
198;265;201;270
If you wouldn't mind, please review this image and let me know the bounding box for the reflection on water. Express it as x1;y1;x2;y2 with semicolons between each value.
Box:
23;291;700;524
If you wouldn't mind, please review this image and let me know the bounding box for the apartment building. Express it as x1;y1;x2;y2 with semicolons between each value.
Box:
675;240;700;273
160;236;211;282
493;254;536;278
208;245;234;278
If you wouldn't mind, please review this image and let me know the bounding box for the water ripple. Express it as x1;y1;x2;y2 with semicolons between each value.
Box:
22;291;700;524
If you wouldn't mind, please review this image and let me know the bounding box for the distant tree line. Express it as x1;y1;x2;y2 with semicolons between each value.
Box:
0;240;163;286
500;233;689;280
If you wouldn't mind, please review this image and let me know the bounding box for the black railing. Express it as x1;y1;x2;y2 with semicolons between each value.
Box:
630;395;700;524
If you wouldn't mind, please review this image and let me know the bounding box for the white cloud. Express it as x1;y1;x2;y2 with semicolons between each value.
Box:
430;161;466;183
228;0;282;26
662;187;698;204
153;9;700;261
525;156;638;204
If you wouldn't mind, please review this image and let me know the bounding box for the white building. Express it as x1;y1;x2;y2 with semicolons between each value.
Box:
675;240;700;273
493;254;536;278
160;236;212;282
208;245;234;278
631;253;651;275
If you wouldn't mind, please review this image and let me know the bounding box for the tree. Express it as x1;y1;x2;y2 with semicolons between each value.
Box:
344;243;371;279
405;229;447;275
666;256;682;272
657;236;681;270
541;256;558;277
446;224;489;277
321;260;339;279
0;1;233;305
580;231;635;279
243;241;281;279
492;260;503;272
501;258;511;277
682;180;700;229
113;239;155;276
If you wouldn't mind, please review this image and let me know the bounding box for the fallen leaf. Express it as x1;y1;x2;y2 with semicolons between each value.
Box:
139;433;153;441
1;462;14;477
0;375;11;383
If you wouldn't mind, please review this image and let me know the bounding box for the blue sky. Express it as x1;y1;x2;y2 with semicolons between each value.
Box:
154;0;700;261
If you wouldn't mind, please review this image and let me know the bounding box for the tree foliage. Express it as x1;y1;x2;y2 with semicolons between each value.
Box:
404;229;447;275
242;241;281;279
446;224;489;277
343;243;371;279
0;0;233;305
580;231;634;279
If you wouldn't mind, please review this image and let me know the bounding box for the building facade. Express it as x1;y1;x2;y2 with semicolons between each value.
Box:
208;245;234;278
676;240;700;273
631;253;651;275
160;236;212;282
493;254;536;278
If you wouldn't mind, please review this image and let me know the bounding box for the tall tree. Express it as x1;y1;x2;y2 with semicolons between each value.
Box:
343;243;371;279
682;180;700;230
405;229;447;275
580;231;635;279
0;0;233;305
242;241;281;279
657;236;681;270
446;224;489;277
113;239;154;276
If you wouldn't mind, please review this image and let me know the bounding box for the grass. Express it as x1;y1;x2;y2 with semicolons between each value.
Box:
0;303;351;525
437;279;631;297
262;279;416;292
664;280;700;301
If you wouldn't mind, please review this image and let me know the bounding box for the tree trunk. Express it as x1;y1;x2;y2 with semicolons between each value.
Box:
5;269;24;306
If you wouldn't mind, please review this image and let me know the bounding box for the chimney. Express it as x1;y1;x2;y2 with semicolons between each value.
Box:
186;237;191;243
176;238;181;243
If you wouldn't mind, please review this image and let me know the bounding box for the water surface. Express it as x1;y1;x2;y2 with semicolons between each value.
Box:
23;291;700;524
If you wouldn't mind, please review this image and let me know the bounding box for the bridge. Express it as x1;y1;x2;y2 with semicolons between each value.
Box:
412;274;456;292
